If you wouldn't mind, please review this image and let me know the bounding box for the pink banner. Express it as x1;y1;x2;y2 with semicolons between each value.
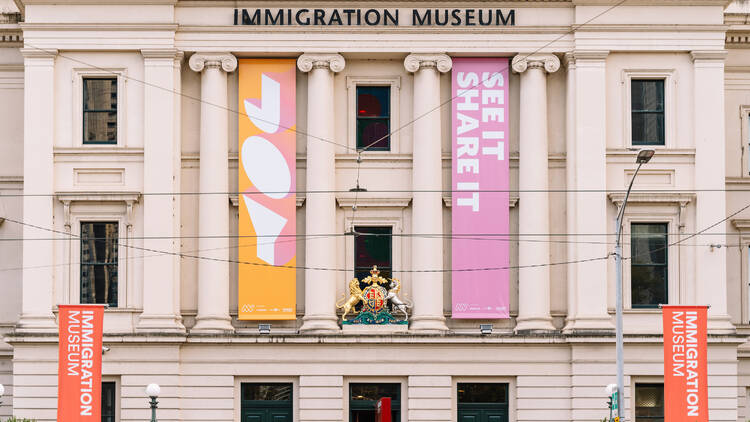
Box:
451;58;510;318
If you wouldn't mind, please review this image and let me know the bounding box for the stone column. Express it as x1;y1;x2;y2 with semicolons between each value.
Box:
563;51;613;332
297;53;345;332
136;49;185;333
16;48;58;333
404;53;452;332
189;53;237;333
691;50;734;333
511;54;559;333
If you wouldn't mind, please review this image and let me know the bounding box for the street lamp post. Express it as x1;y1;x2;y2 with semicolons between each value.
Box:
615;148;655;421
145;383;160;422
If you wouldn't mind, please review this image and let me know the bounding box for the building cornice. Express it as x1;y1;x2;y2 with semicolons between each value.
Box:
0;23;22;46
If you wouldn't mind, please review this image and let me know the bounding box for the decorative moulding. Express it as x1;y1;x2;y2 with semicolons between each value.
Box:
443;195;519;208
336;195;411;209
230;194;305;208
296;53;346;73
403;53;452;73
511;53;560;73
607;192;695;207
732;219;750;244
188;52;237;73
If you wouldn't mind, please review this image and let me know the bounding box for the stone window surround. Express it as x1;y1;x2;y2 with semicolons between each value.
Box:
732;219;750;323
451;376;517;422
100;376;121;422
608;193;694;311
621;69;677;150
630;376;665;421
739;105;750;176
72;67;127;147
57;192;139;310
346;75;402;153
343;376;407;422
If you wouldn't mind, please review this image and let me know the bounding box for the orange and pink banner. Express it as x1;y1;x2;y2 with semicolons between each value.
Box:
238;59;297;320
57;304;105;421
663;305;709;421
451;58;510;318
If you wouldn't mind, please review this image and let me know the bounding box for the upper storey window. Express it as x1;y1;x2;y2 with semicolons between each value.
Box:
631;79;665;146
83;78;118;144
80;221;118;307
630;223;668;308
356;86;390;151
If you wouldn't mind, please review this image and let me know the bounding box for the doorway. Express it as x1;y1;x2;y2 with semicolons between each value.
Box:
457;383;509;422
349;382;401;422
241;383;293;422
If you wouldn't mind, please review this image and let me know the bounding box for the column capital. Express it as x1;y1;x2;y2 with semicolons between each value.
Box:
404;53;452;73
297;53;346;73
189;52;237;73
19;47;58;59
690;50;728;63
512;54;560;74
141;48;183;60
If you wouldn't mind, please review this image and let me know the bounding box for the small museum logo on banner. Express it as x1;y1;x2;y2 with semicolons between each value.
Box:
238;59;297;320
57;304;105;421
662;305;708;421
451;58;510;318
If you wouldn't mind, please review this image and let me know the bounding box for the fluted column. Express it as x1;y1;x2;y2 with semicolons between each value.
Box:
137;49;185;333
404;53;452;332
189;53;237;333
16;48;58;333
691;50;734;333
512;54;559;333
298;53;345;332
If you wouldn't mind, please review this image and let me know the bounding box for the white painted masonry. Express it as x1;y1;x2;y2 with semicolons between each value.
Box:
1;0;750;421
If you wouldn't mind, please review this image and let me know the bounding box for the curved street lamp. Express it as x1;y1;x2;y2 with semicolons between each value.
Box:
145;383;160;422
614;148;655;421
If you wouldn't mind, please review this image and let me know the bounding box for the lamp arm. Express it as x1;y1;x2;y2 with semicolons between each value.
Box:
615;161;644;246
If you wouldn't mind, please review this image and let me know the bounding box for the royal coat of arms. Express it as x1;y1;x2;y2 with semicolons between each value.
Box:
337;266;411;325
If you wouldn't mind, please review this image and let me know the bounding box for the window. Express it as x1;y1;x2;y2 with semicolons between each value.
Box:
457;383;509;422
101;381;116;422
356;86;390;151
83;78;117;144
81;222;118;307
350;383;400;422
630;223;668;308
240;383;293;422
354;226;392;281
635;383;664;421
631;79;665;146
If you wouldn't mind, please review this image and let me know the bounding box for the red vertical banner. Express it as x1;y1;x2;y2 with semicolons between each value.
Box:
58;304;105;421
662;305;708;422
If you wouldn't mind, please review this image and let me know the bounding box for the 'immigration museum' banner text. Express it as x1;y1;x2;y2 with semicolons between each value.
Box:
57;304;105;421
238;59;297;320
451;58;510;318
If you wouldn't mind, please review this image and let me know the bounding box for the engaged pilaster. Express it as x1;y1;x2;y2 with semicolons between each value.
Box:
512;54;560;333
189;53;237;333
404;53;452;332
298;53;345;333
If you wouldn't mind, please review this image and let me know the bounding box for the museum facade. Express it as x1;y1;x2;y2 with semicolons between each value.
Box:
2;0;750;421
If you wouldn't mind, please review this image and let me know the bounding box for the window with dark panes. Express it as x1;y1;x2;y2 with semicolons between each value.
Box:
81;222;118;307
101;381;116;422
83;78;117;144
631;79;665;146
354;226;392;282
457;383;509;422
350;382;400;422
635;383;664;421
631;223;668;308
356;86;390;151
240;383;293;422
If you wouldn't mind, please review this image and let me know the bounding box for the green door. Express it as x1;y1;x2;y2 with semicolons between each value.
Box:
241;383;293;422
457;383;509;422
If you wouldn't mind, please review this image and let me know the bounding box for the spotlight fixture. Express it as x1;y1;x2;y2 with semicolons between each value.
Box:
636;148;655;164
349;184;367;192
258;323;271;335
480;324;493;335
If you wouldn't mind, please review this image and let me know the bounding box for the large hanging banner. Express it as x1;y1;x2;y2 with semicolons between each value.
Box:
663;305;709;421
238;59;297;320
451;58;510;318
57;304;105;421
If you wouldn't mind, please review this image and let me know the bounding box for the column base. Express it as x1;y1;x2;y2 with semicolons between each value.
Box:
514;316;556;334
136;314;186;334
707;314;735;334
15;313;57;334
562;315;615;334
299;314;340;333
191;315;234;334
409;315;448;333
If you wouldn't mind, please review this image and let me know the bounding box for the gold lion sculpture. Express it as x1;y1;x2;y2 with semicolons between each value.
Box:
336;278;364;321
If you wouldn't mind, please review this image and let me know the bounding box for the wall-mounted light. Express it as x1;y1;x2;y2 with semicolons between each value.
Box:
258;324;271;335
480;324;493;335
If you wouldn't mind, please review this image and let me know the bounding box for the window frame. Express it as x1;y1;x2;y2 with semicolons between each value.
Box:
100;376;120;422
82;77;118;145
621;69;676;149
101;380;117;422
80;221;120;307
630;79;665;146
629;222;669;309
344;377;407;422
346;76;401;153
354;225;393;281
633;382;665;421
73;68;127;147
233;377;299;422
355;85;391;152
452;377;517;422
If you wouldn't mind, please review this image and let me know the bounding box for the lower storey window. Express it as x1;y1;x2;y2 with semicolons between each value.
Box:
80;222;119;307
457;383;509;422
350;383;401;422
101;381;116;422
635;383;664;421
630;223;668;308
241;383;293;422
